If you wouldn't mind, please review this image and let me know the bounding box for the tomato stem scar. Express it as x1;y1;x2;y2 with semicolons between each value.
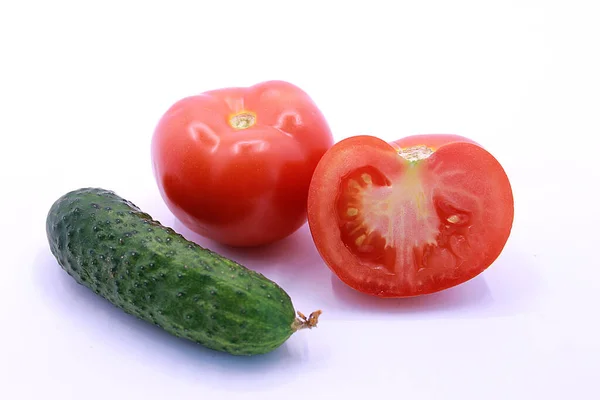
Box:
229;112;257;130
397;145;434;162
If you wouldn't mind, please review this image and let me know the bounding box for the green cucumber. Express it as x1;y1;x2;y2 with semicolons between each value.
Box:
45;188;320;356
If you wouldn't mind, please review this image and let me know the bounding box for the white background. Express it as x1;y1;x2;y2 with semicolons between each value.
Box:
1;1;599;399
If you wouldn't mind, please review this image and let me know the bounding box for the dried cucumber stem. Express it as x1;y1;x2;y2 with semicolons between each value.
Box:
291;310;322;331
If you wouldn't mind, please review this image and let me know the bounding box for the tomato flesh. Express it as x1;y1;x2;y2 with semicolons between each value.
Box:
307;134;514;297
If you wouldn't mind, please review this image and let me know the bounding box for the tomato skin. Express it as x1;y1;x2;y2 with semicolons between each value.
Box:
391;133;480;150
307;134;514;297
152;80;334;247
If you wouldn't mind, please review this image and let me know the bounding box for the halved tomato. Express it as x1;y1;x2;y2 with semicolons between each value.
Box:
307;134;514;297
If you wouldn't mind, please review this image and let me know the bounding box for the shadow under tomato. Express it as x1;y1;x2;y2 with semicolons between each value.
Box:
32;249;316;391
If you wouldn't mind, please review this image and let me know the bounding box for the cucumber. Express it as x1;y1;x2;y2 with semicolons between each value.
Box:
45;188;320;356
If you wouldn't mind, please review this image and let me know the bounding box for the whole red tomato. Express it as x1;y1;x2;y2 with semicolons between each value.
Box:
307;134;514;297
151;80;334;247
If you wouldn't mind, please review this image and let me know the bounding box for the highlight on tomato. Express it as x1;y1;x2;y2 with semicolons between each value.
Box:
151;80;334;247
307;134;514;297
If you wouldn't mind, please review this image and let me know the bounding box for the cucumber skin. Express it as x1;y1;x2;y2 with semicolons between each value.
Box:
45;188;296;356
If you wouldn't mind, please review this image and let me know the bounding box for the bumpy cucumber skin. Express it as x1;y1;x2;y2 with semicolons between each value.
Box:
46;188;296;356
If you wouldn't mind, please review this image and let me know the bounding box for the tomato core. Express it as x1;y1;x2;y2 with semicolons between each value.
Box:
229;111;257;130
336;162;442;280
336;151;492;291
395;144;434;162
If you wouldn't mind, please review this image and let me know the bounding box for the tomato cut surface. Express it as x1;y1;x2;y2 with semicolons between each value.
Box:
307;134;514;297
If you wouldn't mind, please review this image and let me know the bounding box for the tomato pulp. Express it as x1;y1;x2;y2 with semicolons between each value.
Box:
152;80;334;247
307;134;514;297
